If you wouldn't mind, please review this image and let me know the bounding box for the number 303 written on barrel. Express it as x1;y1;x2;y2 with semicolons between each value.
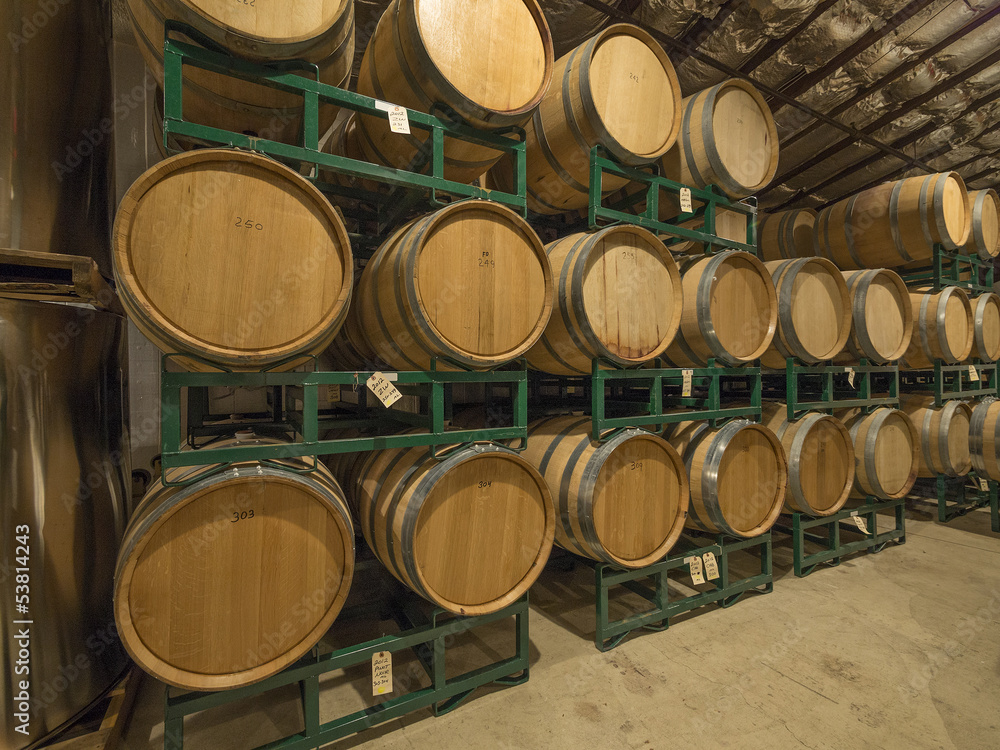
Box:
232;510;256;523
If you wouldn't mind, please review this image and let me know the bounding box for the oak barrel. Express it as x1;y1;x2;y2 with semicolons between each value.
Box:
835;270;913;364
114;437;355;691
902;287;974;368
510;23;681;214
971;293;1000;363
761;404;854;516
760;257;851;368
656;79;779;219
813;172;971;270
970;398;1000;481
899;395;972;478
759;209;818;262
521;417;688;567
355;200;553;371
665;419;786;537
353;442;555;615
524;225;682;375
835;408;918;500
126;0;354;144
963;189;1000;260
354;0;553;184
663;251;777;367
113;149;353;371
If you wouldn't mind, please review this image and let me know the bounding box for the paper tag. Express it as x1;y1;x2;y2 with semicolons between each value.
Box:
682;369;693;398
852;514;870;535
372;651;392;696
387;105;410;134
367;372;403;407
702;552;720;581
846;367;856;388
979;477;989;492
679;187;693;214
327;384;341;403
685;556;705;585
969;365;980;382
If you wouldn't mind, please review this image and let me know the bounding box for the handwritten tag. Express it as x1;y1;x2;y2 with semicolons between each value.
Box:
375;100;410;134
680;187;693;214
367;372;402;407
846;367;856;388
969;365;980;382
327;384;341;403
850;511;869;535
372;651;392;696
685;556;705;585
682;369;693;398
702;552;720;581
979;477;989;492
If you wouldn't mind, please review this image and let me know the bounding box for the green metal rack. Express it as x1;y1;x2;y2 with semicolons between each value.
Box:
763;358;900;421
898;362;999;406
162;592;530;750
583;532;772;651
160;356;528;474
928;470;999;524
897;243;995;293
529;359;762;442
773;499;907;578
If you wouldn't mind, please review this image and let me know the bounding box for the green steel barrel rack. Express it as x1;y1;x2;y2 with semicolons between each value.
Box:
569;532;772;651
761;358;906;573
162;589;530;750
898;243;995;293
528;359;762;442
926;471;999;525
899;362;998;407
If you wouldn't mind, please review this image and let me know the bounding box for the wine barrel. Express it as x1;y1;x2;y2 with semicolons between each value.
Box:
113;150;352;372
963;189;1000;260
971;293;1000;362
353;442;555;615
355;200;553;371
521;417;688;567
836;270;913;364
970;398;1000;480
759;209;818;262
511;24;681;214
899;395;972;478
656;79;779;219
325;289;381;371
665;419;787;537
902;287;973;368
354;0;553;185
761;404;854;516
114;437;355;690
760;257;851;368
524;226;682;375
663;251;777;367
814;172;971;270
835;408;918;500
126;0;353;144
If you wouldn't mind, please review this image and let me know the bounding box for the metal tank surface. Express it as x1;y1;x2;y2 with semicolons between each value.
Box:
0;299;130;750
0;0;115;276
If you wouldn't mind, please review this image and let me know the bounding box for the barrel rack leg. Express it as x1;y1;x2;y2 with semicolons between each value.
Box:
933;472;995;524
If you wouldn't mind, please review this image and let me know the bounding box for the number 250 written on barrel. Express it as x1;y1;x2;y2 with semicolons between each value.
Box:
234;217;264;231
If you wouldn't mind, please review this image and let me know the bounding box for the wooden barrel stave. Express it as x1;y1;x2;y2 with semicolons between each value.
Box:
521;416;688;568
665;419;787;537
761;404;853;516
900;395;972;478
758;209;817;262
836;408;918;499
114;437;355;690
663;251;777;367
113;149;353;372
524;225;681;375
353;442;555;615
354;200;553;371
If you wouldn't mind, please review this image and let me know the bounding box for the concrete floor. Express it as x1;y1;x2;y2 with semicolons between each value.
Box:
119;500;1000;750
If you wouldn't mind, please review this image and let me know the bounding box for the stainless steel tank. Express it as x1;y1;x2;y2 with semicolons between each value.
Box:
0;0;115;276
0;299;130;749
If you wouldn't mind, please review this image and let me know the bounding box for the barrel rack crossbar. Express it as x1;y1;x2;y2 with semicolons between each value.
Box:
898;244;996;293
584;533;772;652
160;25;528;240
772;498;906;578
529;360;762;442
586;148;757;254
767;359;900;421
898;362;999;406
160;356;528;475
162;594;530;750
928;471;1000;525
